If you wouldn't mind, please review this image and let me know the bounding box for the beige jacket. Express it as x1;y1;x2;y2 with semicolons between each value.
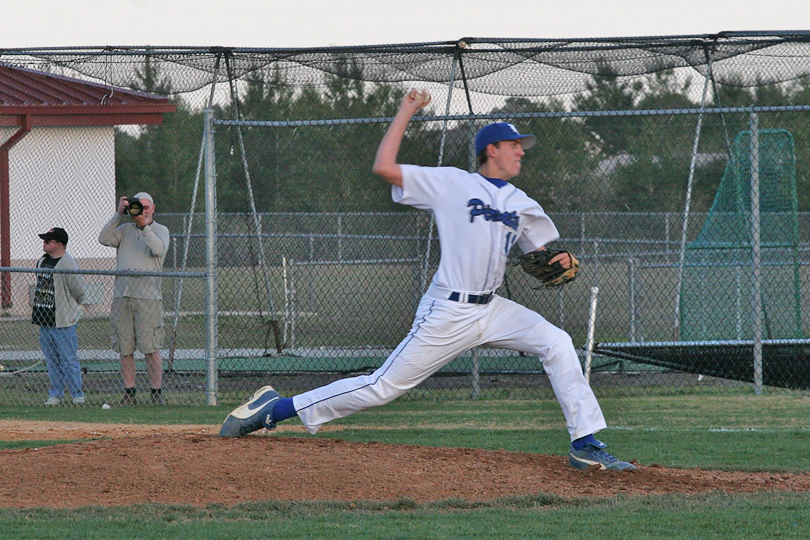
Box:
98;214;170;300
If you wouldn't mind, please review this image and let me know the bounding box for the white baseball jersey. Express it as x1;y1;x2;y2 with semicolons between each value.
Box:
393;165;560;294
293;165;607;440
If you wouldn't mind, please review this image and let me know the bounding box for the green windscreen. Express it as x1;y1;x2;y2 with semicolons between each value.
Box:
680;129;801;341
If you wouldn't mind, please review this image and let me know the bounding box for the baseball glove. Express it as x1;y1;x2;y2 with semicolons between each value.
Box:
516;249;580;288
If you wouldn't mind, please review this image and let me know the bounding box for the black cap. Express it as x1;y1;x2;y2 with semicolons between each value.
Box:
38;227;69;246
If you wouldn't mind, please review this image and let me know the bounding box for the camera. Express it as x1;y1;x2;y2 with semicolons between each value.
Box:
125;197;144;216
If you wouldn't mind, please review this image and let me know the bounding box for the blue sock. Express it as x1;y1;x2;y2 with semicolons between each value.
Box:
571;433;598;451
271;397;298;424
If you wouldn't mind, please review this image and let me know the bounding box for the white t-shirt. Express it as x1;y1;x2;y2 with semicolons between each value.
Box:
394;165;559;293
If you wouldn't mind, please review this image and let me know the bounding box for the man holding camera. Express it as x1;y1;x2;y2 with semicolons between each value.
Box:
98;192;170;405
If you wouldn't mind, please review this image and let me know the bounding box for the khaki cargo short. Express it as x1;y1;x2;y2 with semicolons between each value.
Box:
111;297;164;355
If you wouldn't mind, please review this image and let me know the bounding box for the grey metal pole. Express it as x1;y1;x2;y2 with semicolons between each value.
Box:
675;53;715;339
584;287;600;383
337;214;342;262
749;113;764;395
203;109;219;406
234;119;276;314
470;349;481;399
628;258;637;342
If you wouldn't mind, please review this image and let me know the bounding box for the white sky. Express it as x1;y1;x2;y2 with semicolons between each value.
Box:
1;0;808;49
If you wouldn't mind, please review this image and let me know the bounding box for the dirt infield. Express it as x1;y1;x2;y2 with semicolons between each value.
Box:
1;420;809;508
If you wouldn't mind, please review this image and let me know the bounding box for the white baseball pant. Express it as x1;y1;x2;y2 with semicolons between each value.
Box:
293;283;607;440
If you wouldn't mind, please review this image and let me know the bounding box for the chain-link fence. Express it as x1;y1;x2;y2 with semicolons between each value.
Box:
2;34;810;406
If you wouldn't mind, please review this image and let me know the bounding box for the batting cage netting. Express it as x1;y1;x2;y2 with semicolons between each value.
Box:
1;32;810;406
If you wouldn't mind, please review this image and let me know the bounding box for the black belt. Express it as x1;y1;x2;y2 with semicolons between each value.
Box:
448;292;493;304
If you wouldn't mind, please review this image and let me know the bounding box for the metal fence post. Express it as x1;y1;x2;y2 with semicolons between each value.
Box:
628;258;637;342
584;287;600;383
470;349;481;399
749;112;763;395
337;214;343;262
203;109;218;405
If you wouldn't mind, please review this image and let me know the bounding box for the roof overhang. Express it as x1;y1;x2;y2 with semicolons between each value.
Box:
0;63;177;127
0;103;176;127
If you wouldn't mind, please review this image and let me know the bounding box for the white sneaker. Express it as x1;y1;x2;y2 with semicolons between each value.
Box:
44;397;62;406
72;396;86;405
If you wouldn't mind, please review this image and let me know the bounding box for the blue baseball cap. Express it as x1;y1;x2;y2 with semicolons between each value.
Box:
474;122;537;154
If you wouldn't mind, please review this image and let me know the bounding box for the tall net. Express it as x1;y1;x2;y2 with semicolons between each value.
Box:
2;34;810;406
681;129;801;341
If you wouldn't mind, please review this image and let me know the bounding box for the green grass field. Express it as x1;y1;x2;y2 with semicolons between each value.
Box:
1;393;809;539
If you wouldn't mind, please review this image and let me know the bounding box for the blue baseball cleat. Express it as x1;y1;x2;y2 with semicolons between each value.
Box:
219;385;282;437
569;439;637;471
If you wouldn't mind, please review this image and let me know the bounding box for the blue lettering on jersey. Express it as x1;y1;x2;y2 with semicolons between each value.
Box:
467;198;519;230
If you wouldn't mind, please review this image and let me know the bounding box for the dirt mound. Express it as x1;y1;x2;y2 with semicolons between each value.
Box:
1;421;808;508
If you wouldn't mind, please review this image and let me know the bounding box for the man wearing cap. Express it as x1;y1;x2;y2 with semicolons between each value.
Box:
33;228;86;406
99;193;170;405
219;90;636;472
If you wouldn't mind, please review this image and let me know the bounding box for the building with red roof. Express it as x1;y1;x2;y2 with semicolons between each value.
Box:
0;64;175;309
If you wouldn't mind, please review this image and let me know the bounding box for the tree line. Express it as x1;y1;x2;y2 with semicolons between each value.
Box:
115;60;810;215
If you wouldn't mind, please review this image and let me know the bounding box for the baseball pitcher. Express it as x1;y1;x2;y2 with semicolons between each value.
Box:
220;89;636;472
